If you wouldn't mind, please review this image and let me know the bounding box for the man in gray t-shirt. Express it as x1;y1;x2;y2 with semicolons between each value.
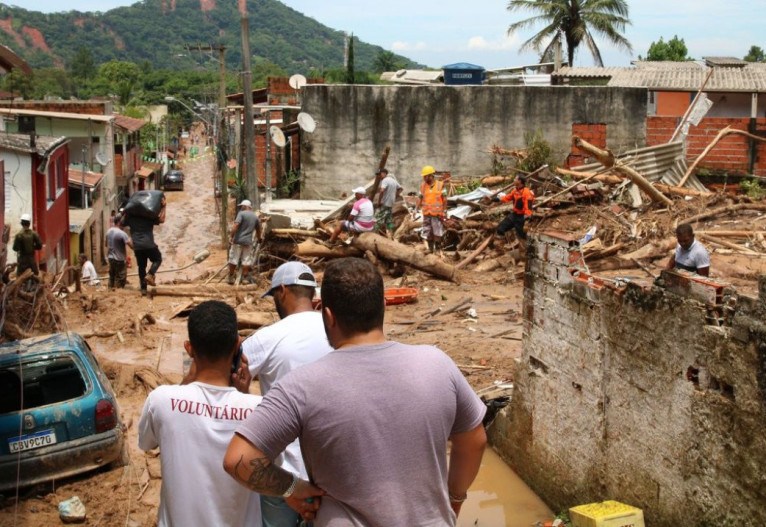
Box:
227;199;262;285
374;168;402;235
225;258;486;526
105;216;132;289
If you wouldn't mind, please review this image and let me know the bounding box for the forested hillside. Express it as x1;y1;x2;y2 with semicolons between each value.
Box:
0;0;416;73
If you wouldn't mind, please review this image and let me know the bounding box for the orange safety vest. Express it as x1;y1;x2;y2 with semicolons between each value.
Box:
501;187;534;216
420;180;445;217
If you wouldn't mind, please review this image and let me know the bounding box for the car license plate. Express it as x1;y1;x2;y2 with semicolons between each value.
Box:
8;429;57;453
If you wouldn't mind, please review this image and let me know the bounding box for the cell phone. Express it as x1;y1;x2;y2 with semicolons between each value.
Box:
231;345;243;374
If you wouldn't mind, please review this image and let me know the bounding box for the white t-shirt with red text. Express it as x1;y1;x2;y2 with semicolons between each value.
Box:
138;382;263;527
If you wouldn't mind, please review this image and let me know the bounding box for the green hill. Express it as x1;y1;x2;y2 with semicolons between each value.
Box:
0;0;418;73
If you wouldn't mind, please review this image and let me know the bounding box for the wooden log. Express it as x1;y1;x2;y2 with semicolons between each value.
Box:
697;233;760;255
393;214;420;242
237;312;277;329
572;137;674;206
682;203;766;225
619;238;676;261
584;242;625;261
695;230;766;237
270;229;320;237
350;232;457;282
474;259;501;273
455;235;494;270
322;176;376;223
480;175;513;187
295;238;363;258
368;146;391;200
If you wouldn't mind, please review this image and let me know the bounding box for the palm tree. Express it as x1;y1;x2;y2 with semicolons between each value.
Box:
507;0;632;67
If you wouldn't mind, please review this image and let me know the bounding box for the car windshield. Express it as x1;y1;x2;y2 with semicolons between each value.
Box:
0;355;88;414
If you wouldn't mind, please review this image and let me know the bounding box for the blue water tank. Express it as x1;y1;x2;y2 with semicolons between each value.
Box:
442;62;485;85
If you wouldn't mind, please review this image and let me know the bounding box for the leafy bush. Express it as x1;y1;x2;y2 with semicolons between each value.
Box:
518;130;556;173
740;177;766;199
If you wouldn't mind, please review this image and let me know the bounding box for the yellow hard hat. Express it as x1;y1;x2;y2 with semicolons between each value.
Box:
421;165;436;177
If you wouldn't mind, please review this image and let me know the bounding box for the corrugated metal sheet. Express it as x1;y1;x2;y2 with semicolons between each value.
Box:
572;142;708;192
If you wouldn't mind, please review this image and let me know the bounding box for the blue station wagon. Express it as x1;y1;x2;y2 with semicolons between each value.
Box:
0;333;126;492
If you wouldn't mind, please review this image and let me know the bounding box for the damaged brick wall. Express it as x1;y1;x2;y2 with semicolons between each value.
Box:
489;231;766;526
647;116;766;176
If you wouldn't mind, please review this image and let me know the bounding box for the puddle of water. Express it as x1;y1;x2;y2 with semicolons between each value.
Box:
458;447;553;527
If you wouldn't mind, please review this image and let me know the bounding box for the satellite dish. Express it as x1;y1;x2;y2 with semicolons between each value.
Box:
270;126;287;147
297;112;316;133
95;152;110;167
289;74;307;90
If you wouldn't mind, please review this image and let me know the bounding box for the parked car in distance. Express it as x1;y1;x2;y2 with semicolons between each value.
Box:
163;170;184;191
0;333;126;492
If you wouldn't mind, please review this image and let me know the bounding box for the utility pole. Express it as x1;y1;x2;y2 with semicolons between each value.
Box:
239;1;258;210
186;43;229;244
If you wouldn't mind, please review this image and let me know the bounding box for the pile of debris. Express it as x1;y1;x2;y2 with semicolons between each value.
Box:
0;269;66;342
253;136;766;284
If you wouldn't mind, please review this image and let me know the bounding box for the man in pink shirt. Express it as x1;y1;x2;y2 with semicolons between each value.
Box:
328;186;375;243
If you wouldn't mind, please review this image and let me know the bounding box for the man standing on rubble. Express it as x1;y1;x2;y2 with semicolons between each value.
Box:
416;165;447;253
227;199;262;285
12;213;42;278
667;223;710;276
225;257;487;526
493;175;534;251
373;168;402;237
328;186;375;243
241;261;333;526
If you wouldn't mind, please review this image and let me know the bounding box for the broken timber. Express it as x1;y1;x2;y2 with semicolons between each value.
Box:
572;136;673;207
351;232;457;282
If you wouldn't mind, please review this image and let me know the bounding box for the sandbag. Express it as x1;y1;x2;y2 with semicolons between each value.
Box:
124;190;165;220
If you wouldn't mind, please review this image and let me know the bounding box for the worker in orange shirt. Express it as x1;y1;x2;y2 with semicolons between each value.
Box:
415;165;447;254
493;175;534;250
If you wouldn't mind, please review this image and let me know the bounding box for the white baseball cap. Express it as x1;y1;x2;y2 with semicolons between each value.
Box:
263;261;318;297
239;199;252;208
20;213;32;223
352;186;366;195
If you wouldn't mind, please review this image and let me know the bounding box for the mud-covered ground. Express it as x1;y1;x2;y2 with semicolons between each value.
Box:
2;152;765;526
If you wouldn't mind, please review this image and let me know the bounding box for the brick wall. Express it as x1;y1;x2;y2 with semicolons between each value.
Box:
647;116;766;176
490;230;766;526
567;123;607;168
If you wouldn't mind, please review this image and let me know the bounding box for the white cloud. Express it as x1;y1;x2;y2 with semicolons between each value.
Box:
467;35;517;51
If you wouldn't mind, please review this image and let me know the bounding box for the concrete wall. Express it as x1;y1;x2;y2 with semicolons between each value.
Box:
489;231;766;525
299;85;647;198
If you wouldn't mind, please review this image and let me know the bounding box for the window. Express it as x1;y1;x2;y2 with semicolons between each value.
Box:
0;355;88;414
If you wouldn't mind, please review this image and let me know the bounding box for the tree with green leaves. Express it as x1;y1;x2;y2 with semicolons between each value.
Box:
373;50;403;73
69;47;96;82
507;0;632;67
346;33;355;84
95;60;143;106
645;35;690;61
744;45;765;63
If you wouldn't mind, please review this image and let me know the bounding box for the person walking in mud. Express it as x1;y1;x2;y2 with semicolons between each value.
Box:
227;199;262;285
122;195;166;296
105;215;132;289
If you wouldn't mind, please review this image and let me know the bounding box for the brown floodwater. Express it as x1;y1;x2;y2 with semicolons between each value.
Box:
458;447;553;527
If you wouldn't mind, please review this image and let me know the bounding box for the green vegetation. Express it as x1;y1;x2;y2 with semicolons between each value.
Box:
506;0;632;67
739;177;766;199
0;0;417;75
518;130;556;173
644;35;691;61
744;45;766;62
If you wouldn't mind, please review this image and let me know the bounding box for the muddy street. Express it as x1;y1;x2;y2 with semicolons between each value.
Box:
0;154;551;526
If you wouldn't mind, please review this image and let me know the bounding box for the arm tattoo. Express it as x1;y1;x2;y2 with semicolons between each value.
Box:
233;455;294;496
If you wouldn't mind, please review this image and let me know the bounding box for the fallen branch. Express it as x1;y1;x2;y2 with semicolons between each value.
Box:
680;126;766;187
455;235;494;270
682;203;766;225
572;137;673;207
697;233;760;255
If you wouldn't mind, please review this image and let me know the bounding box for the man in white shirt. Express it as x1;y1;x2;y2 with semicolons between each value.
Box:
138;300;263;527
242;261;333;527
667;223;710;276
78;254;100;286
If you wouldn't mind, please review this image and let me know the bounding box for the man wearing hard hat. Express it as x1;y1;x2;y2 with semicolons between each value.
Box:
12;213;42;278
415;166;447;254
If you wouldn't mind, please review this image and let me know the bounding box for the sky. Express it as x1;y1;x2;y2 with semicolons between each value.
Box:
11;0;766;70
